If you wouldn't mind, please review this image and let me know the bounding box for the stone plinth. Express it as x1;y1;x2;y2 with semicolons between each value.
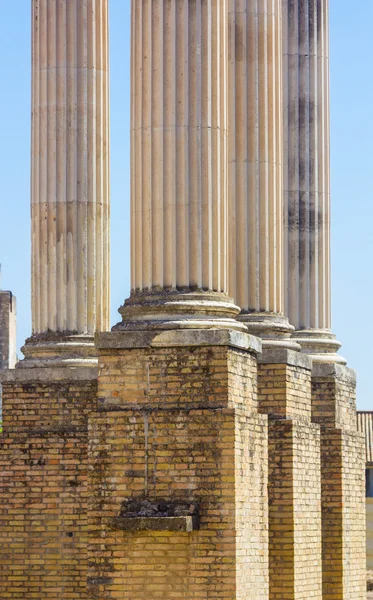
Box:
257;349;322;599
87;330;269;600
312;364;366;599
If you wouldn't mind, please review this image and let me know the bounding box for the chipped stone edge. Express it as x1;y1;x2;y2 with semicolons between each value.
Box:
0;366;98;383
257;347;313;370
311;362;356;384
95;329;262;355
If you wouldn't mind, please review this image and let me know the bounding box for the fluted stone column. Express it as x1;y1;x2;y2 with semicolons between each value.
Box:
228;0;297;349
116;0;243;332
21;0;110;366
283;0;344;363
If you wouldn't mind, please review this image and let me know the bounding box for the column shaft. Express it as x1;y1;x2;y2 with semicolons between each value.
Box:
228;0;296;348
283;0;343;362
118;0;242;331
132;0;226;293
30;0;110;340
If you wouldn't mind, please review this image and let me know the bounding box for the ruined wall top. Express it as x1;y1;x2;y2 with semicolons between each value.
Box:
0;291;17;370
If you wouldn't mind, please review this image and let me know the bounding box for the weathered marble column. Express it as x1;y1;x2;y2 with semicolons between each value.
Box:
21;0;110;366
283;0;344;363
116;0;243;331
228;0;298;349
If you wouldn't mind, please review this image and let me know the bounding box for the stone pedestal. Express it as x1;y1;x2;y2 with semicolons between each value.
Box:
87;330;269;600
283;0;344;364
312;364;366;599
24;0;110;367
257;349;322;599
228;0;296;349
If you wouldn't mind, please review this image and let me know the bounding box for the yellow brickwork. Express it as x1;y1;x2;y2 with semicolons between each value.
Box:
258;363;311;422
88;342;269;600
0;343;367;599
0;374;96;599
258;351;323;600
312;365;366;599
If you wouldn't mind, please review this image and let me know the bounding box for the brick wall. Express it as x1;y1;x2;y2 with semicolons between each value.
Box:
0;369;97;599
0;336;367;599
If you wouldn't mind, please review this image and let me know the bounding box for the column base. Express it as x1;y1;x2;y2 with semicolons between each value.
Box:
17;333;98;368
292;329;346;365
114;288;247;333
238;311;301;351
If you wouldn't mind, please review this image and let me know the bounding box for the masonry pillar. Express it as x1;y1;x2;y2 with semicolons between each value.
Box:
257;348;322;599
21;0;110;367
228;0;297;349
89;330;269;600
312;364;366;599
116;0;242;331
283;0;344;363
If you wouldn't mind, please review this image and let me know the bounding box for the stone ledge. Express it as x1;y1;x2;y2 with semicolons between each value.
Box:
0;365;98;383
109;515;200;532
257;347;312;370
96;328;262;354
312;362;356;384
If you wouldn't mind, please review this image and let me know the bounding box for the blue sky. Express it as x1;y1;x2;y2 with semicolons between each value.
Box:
0;1;372;409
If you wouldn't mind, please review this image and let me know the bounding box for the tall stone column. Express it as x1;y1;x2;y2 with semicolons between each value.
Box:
228;0;297;349
116;0;243;331
21;0;110;367
283;0;344;363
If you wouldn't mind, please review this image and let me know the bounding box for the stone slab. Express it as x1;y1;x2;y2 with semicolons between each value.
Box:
0;365;98;383
312;362;356;384
96;328;262;354
257;347;312;370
